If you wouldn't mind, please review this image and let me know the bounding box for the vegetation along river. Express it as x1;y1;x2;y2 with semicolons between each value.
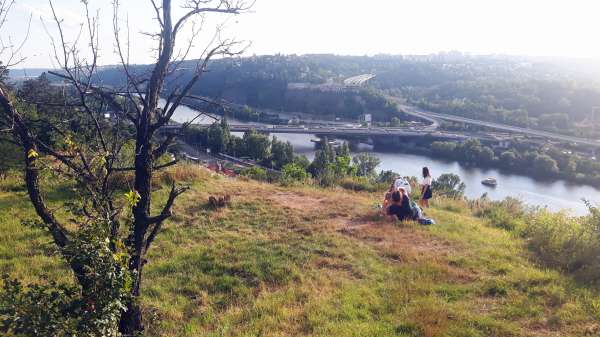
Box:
171;102;600;215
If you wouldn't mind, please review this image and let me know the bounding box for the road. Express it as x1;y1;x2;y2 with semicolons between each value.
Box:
161;123;470;141
386;97;440;131
387;96;600;148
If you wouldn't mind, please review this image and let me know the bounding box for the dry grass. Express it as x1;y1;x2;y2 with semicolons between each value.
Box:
1;164;600;336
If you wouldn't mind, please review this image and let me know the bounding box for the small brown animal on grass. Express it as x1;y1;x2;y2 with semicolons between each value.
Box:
208;195;231;209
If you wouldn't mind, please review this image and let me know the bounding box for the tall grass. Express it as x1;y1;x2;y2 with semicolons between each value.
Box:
470;195;600;282
471;197;527;231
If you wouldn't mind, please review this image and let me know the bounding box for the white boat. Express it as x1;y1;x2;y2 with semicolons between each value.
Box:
481;178;498;186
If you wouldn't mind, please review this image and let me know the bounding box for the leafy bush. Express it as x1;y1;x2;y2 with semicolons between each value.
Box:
280;163;310;185
241;167;268;181
0;224;131;336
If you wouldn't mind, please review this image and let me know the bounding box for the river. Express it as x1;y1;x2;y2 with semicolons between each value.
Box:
170;102;600;215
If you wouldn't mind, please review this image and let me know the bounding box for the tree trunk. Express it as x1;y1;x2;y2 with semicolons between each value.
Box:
119;117;154;334
119;301;144;336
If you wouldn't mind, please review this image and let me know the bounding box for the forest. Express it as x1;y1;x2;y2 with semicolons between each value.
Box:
71;53;600;136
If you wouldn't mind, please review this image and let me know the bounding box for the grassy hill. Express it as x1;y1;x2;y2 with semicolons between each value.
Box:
1;166;600;337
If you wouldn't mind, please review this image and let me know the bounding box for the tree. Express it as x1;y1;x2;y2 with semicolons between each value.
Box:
352;153;380;177
0;0;252;334
281;163;309;183
309;139;335;178
243;129;271;161
292;155;311;171
337;141;351;157
479;146;496;165
207;121;230;154
499;150;518;169
334;154;354;176
533;154;560;176
270;136;294;169
309;149;332;178
432;173;466;198
431;141;458;158
458;139;483;163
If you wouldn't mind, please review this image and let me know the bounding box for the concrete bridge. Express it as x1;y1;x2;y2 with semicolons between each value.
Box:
160;123;478;143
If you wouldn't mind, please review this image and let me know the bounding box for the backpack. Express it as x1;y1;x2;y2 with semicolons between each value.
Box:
418;218;436;225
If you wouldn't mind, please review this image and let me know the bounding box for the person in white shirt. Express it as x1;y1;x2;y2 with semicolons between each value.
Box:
393;176;412;195
420;167;433;208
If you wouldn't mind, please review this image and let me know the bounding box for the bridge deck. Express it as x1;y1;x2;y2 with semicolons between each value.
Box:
160;124;471;141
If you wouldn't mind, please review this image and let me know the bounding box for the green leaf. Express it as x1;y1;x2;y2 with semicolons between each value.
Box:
124;190;141;207
27;148;39;159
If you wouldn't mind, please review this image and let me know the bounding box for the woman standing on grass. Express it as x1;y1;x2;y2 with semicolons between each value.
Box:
420;167;433;208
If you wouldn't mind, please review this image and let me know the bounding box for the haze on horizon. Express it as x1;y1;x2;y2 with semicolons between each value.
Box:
5;0;600;68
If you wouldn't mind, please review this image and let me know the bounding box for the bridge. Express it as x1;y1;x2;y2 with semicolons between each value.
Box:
160;123;478;142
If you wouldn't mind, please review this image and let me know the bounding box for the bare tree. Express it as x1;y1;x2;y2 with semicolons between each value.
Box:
0;0;252;334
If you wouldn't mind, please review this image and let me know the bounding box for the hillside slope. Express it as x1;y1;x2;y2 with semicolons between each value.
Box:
1;167;599;337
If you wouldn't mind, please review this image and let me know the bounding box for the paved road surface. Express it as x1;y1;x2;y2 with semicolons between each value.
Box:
388;96;600;148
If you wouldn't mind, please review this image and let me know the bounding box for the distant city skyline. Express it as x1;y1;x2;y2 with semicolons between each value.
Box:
4;0;600;68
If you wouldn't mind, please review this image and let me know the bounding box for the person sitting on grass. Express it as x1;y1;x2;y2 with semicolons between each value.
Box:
382;182;396;216
393;176;412;195
387;189;412;222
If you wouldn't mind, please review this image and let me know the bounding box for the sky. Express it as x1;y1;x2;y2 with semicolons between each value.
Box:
3;0;600;68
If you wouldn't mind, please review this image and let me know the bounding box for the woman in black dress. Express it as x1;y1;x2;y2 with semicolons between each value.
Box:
420;167;433;208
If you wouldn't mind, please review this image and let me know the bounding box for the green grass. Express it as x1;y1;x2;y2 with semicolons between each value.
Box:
1;167;600;336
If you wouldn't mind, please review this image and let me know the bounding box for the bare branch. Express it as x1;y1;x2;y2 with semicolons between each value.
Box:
144;182;188;253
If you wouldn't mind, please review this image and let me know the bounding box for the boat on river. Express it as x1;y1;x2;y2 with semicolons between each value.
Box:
481;178;498;187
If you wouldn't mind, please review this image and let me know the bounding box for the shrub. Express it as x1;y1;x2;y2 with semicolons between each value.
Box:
106;171;135;190
0;172;25;192
161;163;207;185
377;170;399;184
0;224;130;336
339;176;383;192
522;210;600;280
316;166;337;187
280;163;310;185
475;197;527;231
472;197;600;281
241;166;268;181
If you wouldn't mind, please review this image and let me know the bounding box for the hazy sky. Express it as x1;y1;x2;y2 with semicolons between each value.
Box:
4;0;600;68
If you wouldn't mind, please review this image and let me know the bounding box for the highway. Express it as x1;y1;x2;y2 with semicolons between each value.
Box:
160;123;469;141
172;93;600;148
387;96;600;148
